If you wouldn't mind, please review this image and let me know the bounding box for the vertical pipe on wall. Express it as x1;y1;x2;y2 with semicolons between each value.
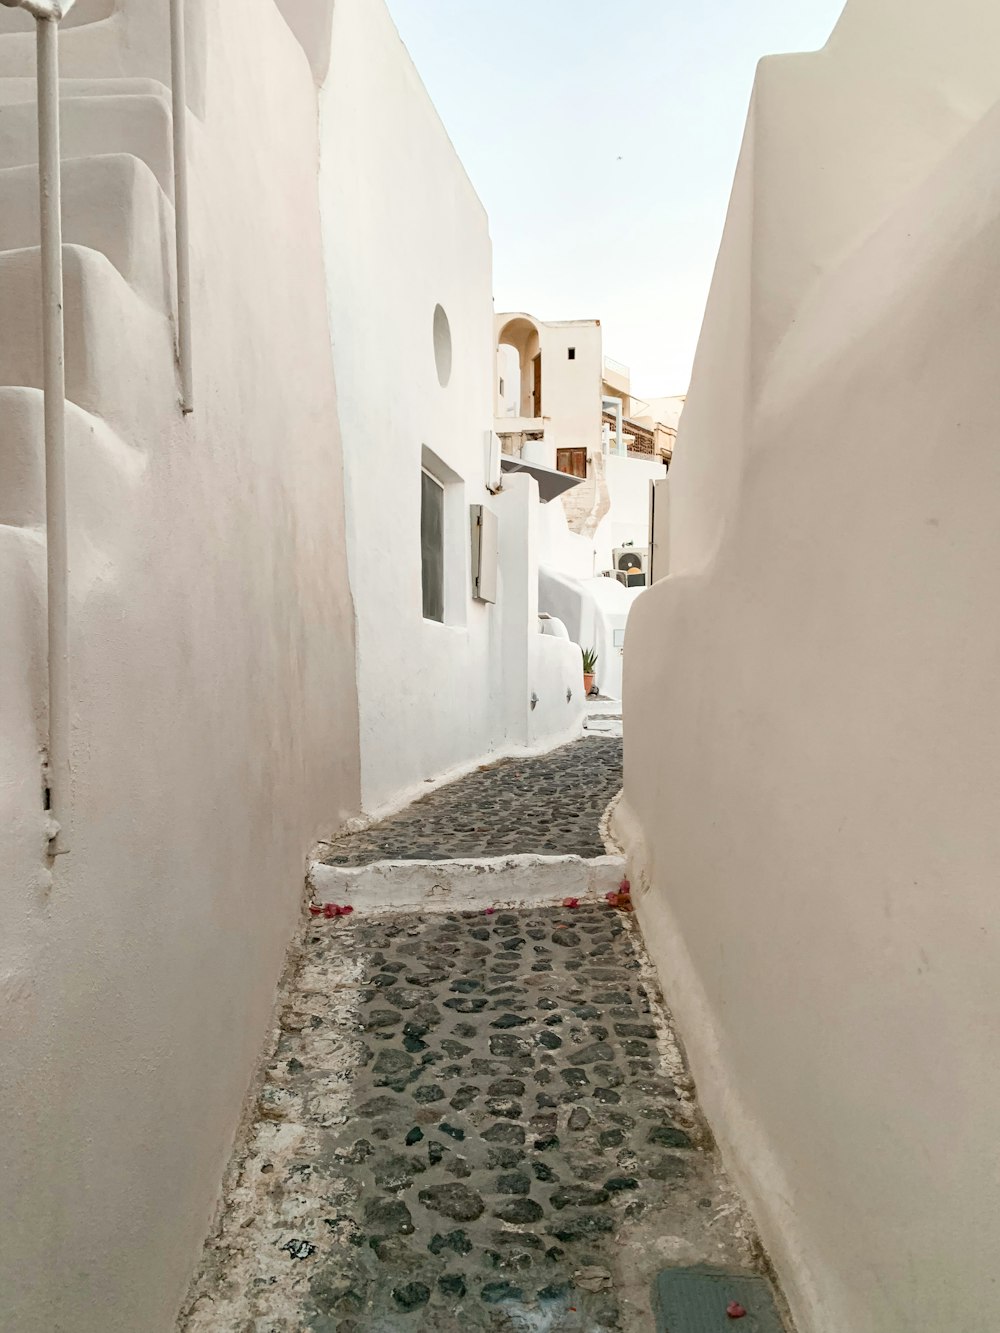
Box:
37;14;70;854
169;0;194;413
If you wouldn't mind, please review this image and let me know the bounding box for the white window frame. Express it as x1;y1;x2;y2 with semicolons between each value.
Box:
421;447;467;627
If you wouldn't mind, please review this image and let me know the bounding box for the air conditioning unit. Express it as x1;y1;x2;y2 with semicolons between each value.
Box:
613;546;649;588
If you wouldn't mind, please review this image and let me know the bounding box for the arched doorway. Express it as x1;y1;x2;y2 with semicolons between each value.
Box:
496;316;543;420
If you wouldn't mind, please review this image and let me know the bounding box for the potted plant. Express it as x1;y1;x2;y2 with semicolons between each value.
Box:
581;646;598;697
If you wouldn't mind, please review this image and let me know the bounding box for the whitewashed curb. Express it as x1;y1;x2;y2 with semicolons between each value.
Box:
307;854;626;913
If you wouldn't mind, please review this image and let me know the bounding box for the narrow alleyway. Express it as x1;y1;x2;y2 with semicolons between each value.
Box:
182;735;781;1332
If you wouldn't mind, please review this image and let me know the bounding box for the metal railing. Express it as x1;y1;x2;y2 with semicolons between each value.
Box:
169;0;193;412
1;0;77;851
0;0;194;854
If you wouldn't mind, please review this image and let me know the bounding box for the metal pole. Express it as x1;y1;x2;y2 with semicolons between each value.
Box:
169;0;194;413
37;14;70;854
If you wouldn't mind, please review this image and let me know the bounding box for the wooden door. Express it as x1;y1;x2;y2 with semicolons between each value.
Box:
532;353;542;417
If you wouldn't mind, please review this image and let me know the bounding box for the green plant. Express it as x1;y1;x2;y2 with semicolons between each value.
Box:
581;646;599;674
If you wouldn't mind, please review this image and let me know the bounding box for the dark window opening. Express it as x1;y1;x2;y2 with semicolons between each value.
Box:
568;347;576;360
421;470;445;622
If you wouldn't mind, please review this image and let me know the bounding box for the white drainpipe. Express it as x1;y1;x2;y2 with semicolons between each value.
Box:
169;0;194;413
1;0;76;852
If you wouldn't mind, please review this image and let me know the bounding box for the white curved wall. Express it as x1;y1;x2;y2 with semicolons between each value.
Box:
620;2;1000;1330
668;0;1000;580
0;3;359;1329
539;566;635;703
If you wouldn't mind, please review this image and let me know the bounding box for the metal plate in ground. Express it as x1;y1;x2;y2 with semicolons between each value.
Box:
654;1266;786;1332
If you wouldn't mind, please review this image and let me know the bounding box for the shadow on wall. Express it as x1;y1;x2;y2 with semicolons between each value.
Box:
274;0;336;82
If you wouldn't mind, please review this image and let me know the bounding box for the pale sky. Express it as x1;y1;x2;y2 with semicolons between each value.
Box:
384;0;846;399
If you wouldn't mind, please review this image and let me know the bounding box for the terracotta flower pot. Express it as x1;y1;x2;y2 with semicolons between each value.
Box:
583;672;595;695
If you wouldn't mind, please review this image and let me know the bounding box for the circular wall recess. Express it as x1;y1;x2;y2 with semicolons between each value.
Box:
433;304;453;387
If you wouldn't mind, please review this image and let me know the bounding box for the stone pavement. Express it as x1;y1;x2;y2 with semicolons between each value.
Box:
321;738;623;866
182;904;760;1333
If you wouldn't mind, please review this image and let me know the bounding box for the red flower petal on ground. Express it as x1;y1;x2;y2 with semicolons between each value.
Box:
605;890;618;903
337;904;354;916
484;906;496;915
562;897;580;909
308;904;324;916
619;878;631;894
726;1302;747;1319
323;903;339;919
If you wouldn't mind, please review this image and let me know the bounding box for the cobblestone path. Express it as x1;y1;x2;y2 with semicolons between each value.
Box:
320;738;623;866
183;904;757;1332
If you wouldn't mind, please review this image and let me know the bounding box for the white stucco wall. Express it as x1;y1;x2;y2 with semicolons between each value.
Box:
320;1;580;815
591;453;659;573
0;3;360;1331
618;3;1000;1331
639;394;686;431
538;319;603;458
539;498;596;580
538;567;636;703
495;474;586;743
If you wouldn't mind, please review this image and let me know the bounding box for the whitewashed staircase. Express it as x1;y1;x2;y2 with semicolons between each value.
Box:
0;0;340;855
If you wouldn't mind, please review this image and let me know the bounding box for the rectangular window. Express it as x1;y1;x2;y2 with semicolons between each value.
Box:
556;447;587;478
568;347;576;360
421;469;445;622
499;376;505;396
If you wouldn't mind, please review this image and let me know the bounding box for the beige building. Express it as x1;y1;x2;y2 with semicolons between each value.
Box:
600;359;679;471
494;312;683;699
494;312;679;567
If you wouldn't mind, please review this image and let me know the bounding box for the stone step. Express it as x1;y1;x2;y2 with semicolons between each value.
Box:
0;387;143;853
0;89;173;198
0;74;167;107
0;153;174;312
0;243;176;431
0;0;116;33
0;5;207;115
0;385;143;533
308;853;625;915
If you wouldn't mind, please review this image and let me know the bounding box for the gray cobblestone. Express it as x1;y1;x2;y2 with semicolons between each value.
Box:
182;903;758;1332
321;737;622;865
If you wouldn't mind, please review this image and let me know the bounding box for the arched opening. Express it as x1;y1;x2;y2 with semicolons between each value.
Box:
496;316;542;420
